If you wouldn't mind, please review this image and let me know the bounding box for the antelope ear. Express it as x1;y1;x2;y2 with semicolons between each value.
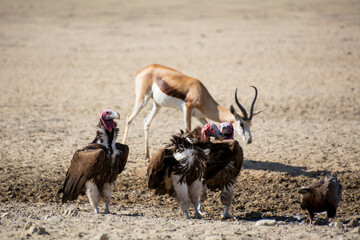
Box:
230;105;240;119
230;105;236;114
180;129;185;134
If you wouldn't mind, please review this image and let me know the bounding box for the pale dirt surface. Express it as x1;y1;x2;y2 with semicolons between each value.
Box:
0;0;360;239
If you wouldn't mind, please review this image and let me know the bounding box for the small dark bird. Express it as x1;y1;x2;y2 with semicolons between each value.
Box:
299;174;342;224
147;128;223;219
59;109;129;213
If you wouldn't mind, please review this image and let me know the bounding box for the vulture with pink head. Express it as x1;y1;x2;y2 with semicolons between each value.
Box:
185;123;244;219
59;109;129;213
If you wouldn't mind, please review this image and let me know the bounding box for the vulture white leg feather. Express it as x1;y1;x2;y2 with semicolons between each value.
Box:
220;185;235;219
189;179;204;219
171;174;191;218
86;181;100;213
101;183;113;214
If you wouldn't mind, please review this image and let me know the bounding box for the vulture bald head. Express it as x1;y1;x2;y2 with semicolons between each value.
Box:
200;123;224;141
299;174;342;224
219;122;234;140
100;109;120;132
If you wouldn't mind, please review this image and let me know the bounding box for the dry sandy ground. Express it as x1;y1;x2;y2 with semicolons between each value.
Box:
0;0;360;239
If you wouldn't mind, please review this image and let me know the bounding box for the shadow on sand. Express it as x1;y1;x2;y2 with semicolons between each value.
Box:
243;159;328;177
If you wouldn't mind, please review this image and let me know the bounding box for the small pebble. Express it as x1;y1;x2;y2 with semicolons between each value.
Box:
24;221;32;230
255;219;277;226
348;218;359;228
26;224;49;235
330;222;344;229
91;233;109;240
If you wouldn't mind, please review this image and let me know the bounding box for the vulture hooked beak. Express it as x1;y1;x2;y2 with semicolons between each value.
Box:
219;122;234;140
102;109;120;121
216;133;224;141
201;123;224;141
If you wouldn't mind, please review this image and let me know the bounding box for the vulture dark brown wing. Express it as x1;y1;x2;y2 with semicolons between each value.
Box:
61;144;109;203
204;142;234;181
204;140;243;190
147;148;176;193
115;143;129;174
228;140;244;170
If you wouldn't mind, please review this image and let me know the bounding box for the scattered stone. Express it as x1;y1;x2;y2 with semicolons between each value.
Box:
24;221;33;230
351;227;360;234
27;225;49;235
205;234;224;240
44;215;51;220
2;212;10;218
348;218;359;228
255;219;277;226
234;229;242;235
63;208;79;217
91;233;109;240
330;222;344;230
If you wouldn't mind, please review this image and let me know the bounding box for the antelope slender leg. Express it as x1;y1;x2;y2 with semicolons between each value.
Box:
144;102;161;160
197;117;208;125
183;105;193;131
123;91;152;144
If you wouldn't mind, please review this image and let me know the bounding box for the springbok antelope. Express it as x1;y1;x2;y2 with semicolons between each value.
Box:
122;64;259;160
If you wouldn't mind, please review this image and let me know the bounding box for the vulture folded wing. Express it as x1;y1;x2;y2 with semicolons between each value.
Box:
204;140;243;190
115;143;129;174
204;142;234;181
147;148;176;194
61;144;108;203
230;140;244;170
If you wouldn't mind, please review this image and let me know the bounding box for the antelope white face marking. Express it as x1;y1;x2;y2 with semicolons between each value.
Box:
234;118;252;144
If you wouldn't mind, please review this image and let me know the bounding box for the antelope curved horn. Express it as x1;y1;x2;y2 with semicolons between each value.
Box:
235;88;248;119
249;86;258;120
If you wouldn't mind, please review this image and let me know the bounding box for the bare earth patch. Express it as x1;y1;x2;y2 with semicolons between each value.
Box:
0;0;359;239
